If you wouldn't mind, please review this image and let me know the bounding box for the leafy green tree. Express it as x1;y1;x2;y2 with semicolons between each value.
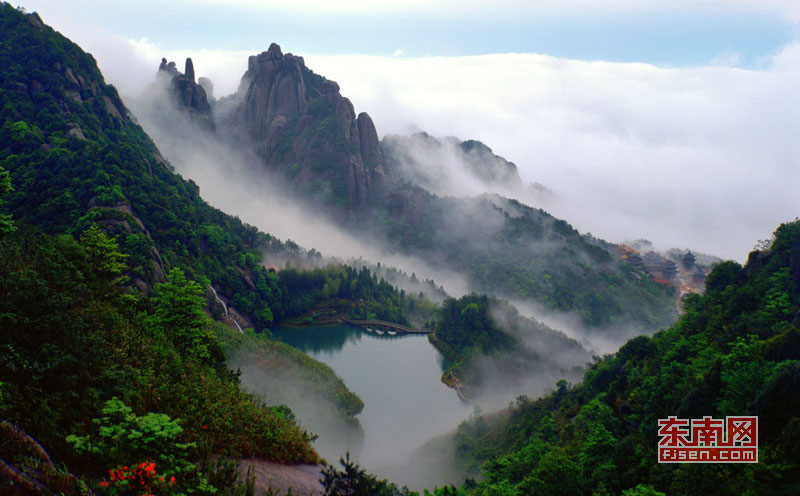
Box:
67;398;194;473
320;452;414;496
79;224;127;278
423;486;466;496
6;120;44;152
151;268;215;361
0;164;13;236
621;484;667;496
67;398;205;493
517;447;582;496
579;423;617;491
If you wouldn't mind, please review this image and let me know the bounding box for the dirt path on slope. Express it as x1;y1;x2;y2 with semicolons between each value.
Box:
239;459;325;495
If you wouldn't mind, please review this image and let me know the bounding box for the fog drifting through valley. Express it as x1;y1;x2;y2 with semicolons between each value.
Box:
127;69;614;487
104;17;794;482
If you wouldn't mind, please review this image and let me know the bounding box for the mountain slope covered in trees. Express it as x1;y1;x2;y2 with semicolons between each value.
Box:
442;220;800;495
0;4;409;493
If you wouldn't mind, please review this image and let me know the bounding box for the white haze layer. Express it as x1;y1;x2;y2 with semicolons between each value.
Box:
302;52;800;262
55;31;800;262
120;45;704;354
128;85;472;300
16;1;799;262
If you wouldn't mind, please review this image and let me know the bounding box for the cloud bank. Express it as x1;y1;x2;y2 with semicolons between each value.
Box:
28;3;799;262
301;50;800;261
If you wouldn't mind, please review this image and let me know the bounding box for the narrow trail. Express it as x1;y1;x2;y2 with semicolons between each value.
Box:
454;382;476;405
209;285;244;333
239;459;324;496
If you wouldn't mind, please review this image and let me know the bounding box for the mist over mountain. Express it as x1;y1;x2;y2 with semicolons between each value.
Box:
138;48;678;348
381;132;524;197
3;4;799;495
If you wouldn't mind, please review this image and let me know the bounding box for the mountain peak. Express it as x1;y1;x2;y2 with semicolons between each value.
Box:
184;57;195;82
266;42;283;59
156;56;214;131
233;45;390;211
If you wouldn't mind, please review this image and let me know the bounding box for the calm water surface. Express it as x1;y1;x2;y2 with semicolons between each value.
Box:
273;324;472;470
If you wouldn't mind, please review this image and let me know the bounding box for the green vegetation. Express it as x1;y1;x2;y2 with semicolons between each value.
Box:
435;295;516;359
274;264;410;325
445;220;800;495
430;294;517;386
66;398;201;491
320;453;417;496
429;294;587;395
0;160;13;235
222;326;364;427
0;226;317;494
374;192;675;330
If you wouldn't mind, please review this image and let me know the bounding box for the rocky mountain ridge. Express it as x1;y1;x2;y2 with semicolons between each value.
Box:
147;43;676;332
382;131;523;195
157;56;215;132
156;44;391;213
232;43;390;211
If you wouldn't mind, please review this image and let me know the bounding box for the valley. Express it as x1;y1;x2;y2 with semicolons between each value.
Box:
0;3;798;496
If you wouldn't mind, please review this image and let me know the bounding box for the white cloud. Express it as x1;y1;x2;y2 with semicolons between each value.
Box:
298;50;800;260
92;38;800;261
177;0;800;22
20;1;799;261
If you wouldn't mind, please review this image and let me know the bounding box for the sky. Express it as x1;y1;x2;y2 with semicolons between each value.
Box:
17;0;800;261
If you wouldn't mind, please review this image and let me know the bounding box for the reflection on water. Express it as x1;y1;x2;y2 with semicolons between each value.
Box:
272;325;471;481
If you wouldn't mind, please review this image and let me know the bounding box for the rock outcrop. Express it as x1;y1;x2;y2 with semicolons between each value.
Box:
459;139;522;189
157;57;215;132
233;43;390;211
381;132;523;196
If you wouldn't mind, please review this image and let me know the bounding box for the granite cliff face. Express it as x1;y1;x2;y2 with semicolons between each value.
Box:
157;57;215;132
233;43;390;211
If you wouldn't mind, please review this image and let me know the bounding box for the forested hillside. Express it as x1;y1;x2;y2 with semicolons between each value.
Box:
0;4;407;493
443;220;800;495
430;294;589;398
373;190;675;330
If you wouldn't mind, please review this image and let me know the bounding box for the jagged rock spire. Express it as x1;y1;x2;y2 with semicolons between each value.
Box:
185;58;195;83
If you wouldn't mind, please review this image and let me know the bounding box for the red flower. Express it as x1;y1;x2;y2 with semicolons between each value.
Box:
99;481;109;488
201;425;208;430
